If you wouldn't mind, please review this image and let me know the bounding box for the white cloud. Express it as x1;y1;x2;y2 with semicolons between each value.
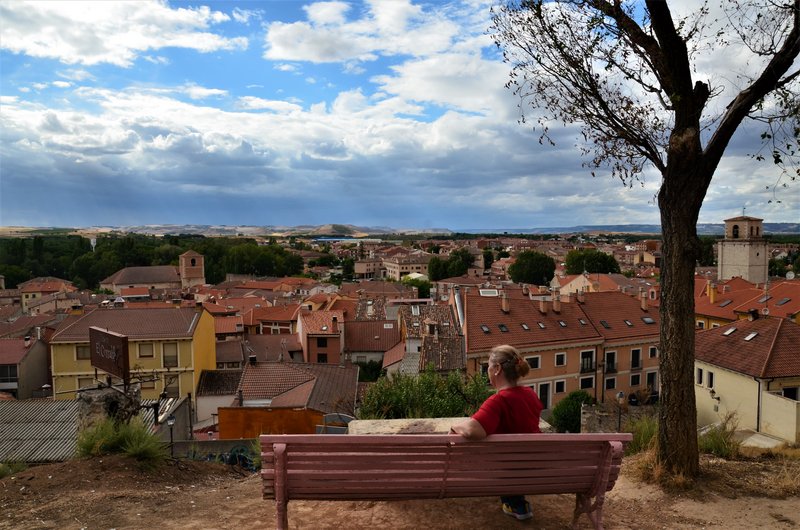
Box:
274;63;298;72
183;85;228;100
263;0;459;64
143;55;170;65
52;81;71;88
57;69;94;81
235;96;302;113
0;1;248;67
232;8;260;24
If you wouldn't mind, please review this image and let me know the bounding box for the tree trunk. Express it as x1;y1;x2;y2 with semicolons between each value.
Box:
657;143;707;478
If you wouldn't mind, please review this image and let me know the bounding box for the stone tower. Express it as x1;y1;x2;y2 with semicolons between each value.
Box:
717;216;768;284
179;250;205;289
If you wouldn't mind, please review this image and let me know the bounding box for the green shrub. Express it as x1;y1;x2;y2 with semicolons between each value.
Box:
76;417;167;467
550;390;594;433
698;414;741;459
0;461;27;479
625;414;658;455
358;366;492;419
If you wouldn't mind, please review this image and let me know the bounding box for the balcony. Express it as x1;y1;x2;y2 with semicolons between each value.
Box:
580;363;596;374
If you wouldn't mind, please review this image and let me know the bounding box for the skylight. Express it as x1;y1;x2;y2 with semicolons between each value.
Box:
521;323;530;330
744;332;758;341
600;320;611;329
776;297;791;306
757;295;771;303
718;300;733;307
480;324;490;334
579;319;587;326
499;324;509;332
558;320;567;327
479;289;499;297
537;322;546;329
624;319;633;327
641;316;655;324
722;327;736;336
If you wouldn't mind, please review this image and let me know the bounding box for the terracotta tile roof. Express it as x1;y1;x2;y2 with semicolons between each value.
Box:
696;318;800;378
0;337;35;364
216;340;244;363
50;307;203;342
20;280;76;294
695;284;764;321
339;281;415;298
216;297;270;314
202;301;236;315
237;361;358;414
120;287;150;297
355;296;388;320
244;334;303;362
215;315;244;335
240;280;282;291
0;314;58;339
398;305;458;340
196;369;243;396
0;305;22;322
328;298;357;318
731;280;800;320
577;291;660;342
420;335;465;372
248;303;300;322
382;340;406;368
300;310;344;335
344;320;401;352
102;266;180;285
462;290;603;354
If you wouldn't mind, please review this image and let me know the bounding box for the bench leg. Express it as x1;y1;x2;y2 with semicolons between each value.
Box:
572;493;604;530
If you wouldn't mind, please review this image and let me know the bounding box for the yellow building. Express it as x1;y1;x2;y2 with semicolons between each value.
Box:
49;306;215;400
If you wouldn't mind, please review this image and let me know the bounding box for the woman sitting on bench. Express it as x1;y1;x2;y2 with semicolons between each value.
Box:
450;344;544;521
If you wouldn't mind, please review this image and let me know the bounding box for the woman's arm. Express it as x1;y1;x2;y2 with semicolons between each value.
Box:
450;418;488;440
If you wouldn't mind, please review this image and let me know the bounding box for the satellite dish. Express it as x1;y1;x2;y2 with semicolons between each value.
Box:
761;308;769;315
787;271;796;280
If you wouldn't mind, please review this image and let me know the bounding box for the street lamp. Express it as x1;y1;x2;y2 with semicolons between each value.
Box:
167;414;176;457
616;391;625;431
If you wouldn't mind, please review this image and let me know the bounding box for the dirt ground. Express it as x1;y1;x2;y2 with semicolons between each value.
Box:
1;453;799;530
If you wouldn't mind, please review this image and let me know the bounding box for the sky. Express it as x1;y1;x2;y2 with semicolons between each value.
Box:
0;0;797;231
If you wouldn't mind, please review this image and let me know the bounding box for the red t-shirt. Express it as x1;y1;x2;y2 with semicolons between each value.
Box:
472;386;543;435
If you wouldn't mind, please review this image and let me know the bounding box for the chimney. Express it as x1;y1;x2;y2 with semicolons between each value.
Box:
249;354;257;365
552;288;561;313
521;284;529;296
748;309;759;321
709;283;717;304
500;292;510;314
640;288;648;311
577;289;585;303
238;389;244;406
24;335;31;347
36;326;42;340
539;298;548;314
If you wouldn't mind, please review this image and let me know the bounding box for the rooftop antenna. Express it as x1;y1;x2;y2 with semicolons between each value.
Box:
742;206;746;216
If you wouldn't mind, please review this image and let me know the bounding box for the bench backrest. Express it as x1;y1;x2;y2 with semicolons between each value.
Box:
261;433;631;501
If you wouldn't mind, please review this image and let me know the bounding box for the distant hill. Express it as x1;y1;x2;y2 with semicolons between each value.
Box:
5;222;800;237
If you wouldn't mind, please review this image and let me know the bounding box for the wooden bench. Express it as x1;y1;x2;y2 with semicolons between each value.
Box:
261;432;632;529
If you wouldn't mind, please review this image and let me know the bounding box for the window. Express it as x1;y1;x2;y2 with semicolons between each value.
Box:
525;356;540;369
600;320;611;329
555;352;566;367
138;343;154;358
641;316;655;324
630;373;641;387
317;337;328;348
216;362;225;369
140;379;156;389
226;362;239;369
521;323;530;331
498;324;509;332
537;322;546;329
558;320;567;327
696;321;705;329
649;346;658;358
696;367;703;385
578;319;587;326
480;324;490;334
711;323;720;328
77;377;94;389
624;319;633;327
631;348;642;370
580;376;594;390
707;371;715;389
605;377;616;390
0;365;18;383
744;332;758;341
76;345;90;360
604;351;617;372
317;353;328;363
163;342;178;368
580;350;594;373
357;355;367;363
555;380;566;393
480;363;489;376
164;376;179;398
